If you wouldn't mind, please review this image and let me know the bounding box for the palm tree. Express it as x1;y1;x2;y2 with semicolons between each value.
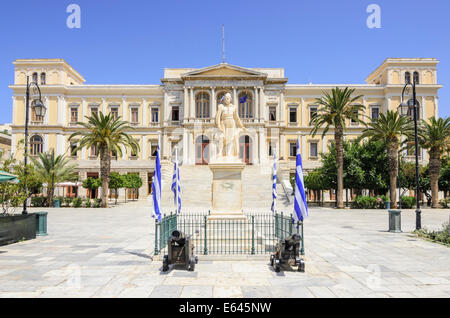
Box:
419;117;450;208
310;87;365;208
360;111;414;208
69;112;139;208
31;149;77;207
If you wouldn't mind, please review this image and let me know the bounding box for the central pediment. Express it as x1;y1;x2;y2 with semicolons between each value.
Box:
181;63;268;79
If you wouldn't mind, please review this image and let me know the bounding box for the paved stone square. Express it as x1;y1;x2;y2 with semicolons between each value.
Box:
0;205;449;298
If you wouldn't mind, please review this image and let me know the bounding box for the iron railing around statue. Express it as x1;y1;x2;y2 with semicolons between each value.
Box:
154;211;304;256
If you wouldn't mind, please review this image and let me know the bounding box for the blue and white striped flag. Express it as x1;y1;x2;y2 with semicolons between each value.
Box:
152;144;162;221
294;137;308;222
171;147;181;214
271;153;277;212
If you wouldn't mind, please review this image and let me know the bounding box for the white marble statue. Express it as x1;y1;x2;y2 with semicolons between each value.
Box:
215;92;247;159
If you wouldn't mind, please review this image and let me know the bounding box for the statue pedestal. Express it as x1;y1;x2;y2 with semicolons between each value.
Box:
208;159;246;220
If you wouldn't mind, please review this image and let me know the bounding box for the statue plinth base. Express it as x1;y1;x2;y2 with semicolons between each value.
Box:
208;158;246;220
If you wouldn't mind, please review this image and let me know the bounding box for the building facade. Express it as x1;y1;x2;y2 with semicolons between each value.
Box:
9;58;441;206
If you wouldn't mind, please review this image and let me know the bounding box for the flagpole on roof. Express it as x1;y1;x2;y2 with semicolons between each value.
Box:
222;24;225;64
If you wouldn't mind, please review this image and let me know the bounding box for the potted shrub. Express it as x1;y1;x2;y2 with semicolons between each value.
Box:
73;197;82;208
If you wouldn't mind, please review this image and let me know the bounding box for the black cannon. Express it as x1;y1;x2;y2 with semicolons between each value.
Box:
270;233;305;272
162;230;198;272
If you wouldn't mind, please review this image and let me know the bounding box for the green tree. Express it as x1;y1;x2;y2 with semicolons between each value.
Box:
123;173;142;201
108;172;124;204
69;112;139;208
439;157;450;197
310;87;365;208
399;161;429;204
31;150;77;207
419;117;450;207
82;177;101;199
359;111;414;208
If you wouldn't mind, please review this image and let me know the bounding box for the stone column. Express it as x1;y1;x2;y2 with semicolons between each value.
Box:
190;88;195;119
142;98;147;126
259;127;265;164
421;96;425;120
183;129;188;164
279;91;284;125
82;98;87;123
57;96;65;125
142;135;147;160
211;87;216;120
122;97;127;121
280;134;286;160
44;96;50;125
11;96;16;126
102;98;106;115
301;135;306;159
163;90;169;126
138;171;148;200
254;87;259;121
184;87;189;121
434;96;439;118
301;98;306;126
233;87;237;106
189;132;195;165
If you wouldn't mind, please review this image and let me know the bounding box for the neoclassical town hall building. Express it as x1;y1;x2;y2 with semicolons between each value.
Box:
9;58;441;208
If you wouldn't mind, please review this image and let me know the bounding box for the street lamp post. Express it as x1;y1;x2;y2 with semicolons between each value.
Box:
22;76;47;215
397;77;421;230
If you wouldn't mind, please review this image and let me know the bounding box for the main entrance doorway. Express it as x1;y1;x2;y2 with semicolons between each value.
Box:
239;135;252;164
195;135;210;165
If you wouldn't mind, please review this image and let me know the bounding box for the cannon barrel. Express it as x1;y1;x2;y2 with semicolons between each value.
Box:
284;233;301;247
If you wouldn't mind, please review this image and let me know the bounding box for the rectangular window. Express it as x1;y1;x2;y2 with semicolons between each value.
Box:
131;108;139;123
371;106;380;120
91;107;98;116
151;144;158;157
269;106;276;122
310;142;318;158
351;109;358;124
172;106;179;122
151;108;159;123
90;145;98;157
70;143;77;157
289;107;297;123
268;143;273;156
289;142;297;157
110;107;119;119
70;107;78;123
309;106;318;123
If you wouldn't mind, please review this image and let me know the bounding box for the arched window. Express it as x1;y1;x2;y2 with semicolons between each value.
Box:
238;92;253;119
195;92;210;118
32;72;38;83
405;72;411;84
40;73;46;85
413;71;420;84
30;135;43;155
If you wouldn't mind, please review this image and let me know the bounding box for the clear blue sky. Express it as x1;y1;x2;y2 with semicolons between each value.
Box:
0;0;449;123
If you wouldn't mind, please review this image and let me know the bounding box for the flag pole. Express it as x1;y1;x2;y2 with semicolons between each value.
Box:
175;146;179;214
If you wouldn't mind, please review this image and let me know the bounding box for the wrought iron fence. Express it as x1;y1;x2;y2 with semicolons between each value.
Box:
154;211;304;256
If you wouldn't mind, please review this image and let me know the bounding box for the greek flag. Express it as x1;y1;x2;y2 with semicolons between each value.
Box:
152;144;162;221
293;137;308;222
271;153;277;212
171;147;181;214
239;95;247;104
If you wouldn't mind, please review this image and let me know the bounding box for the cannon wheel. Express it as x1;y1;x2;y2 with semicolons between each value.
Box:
195;256;199;264
188;257;196;271
298;259;305;272
274;259;281;273
162;255;169;272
